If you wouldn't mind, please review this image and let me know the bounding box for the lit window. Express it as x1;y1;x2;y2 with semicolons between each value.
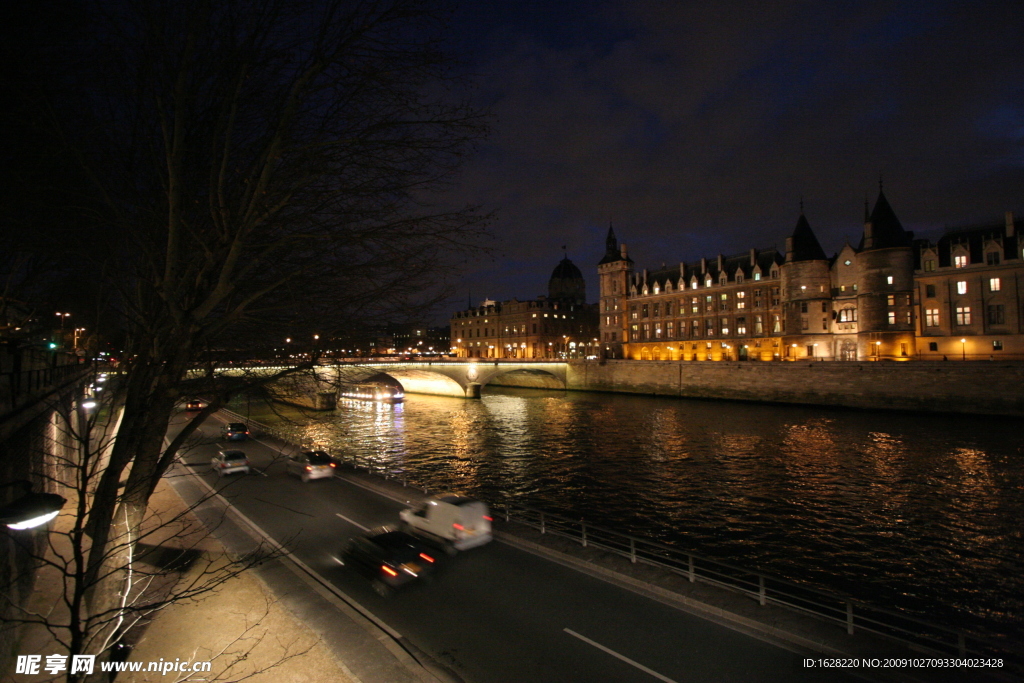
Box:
888;312;895;325
887;295;895;306
993;340;1003;350
956;281;967;295
887;276;893;285
925;309;939;326
754;272;761;281
954;254;967;268
955;307;971;325
989;278;1001;292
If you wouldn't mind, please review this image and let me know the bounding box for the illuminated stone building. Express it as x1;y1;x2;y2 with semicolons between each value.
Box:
450;257;599;359
600;189;1024;361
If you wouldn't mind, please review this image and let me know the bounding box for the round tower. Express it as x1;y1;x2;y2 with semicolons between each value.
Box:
856;188;916;359
780;211;833;359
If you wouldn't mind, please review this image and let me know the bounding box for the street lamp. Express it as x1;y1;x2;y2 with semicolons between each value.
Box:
0;481;66;530
73;327;86;350
960;338;966;361
55;312;71;345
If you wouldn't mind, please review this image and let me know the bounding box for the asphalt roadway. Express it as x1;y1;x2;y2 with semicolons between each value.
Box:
165;409;862;683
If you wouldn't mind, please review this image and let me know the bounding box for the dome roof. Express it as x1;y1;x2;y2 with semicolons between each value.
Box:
550;257;583;281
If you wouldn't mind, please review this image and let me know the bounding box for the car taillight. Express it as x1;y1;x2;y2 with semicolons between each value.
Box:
452;523;464;531
305;465;312;471
483;516;493;522
381;565;398;577
418;552;434;563
329;463;336;468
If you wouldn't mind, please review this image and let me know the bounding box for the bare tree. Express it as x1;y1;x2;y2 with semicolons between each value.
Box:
15;0;494;656
0;373;292;682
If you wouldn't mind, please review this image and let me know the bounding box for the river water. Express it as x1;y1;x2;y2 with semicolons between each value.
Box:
229;387;1024;645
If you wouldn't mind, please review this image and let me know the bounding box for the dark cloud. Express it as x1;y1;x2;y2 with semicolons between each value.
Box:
446;0;1024;306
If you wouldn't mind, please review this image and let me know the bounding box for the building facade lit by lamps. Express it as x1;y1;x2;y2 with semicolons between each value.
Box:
599;190;1024;361
450;255;598;359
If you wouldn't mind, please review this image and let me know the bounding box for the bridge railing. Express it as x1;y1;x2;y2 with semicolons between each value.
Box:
214;407;1012;668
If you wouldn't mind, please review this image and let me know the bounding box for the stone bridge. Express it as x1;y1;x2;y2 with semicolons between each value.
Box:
215;360;570;401
335;359;569;398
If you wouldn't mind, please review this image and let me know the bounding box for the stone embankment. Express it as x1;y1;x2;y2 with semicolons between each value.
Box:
551;360;1024;416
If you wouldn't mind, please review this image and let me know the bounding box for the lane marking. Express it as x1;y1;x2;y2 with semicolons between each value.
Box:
335;513;370;532
253;497;315;518
563;628;679;683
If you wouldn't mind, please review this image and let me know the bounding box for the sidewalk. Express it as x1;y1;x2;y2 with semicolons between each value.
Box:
13;476;358;683
121;479;359;683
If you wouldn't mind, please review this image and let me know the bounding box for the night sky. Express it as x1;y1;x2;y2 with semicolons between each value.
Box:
443;0;1024;311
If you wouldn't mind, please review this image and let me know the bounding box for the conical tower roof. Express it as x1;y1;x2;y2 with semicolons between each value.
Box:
788;212;827;261
598;224;631;264
861;188;912;250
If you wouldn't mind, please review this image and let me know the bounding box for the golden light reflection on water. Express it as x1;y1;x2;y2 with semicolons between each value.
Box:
230;389;1024;640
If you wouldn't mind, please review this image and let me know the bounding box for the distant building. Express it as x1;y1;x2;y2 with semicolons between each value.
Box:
599;189;1024;361
369;324;449;356
450;257;599;359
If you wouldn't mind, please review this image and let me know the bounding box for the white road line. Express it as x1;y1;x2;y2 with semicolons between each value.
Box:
563;628;679;683
335;513;370;532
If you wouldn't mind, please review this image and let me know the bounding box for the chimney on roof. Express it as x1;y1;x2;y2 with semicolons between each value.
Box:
700;257;707;273
717;254;723;271
620;244;628;259
749;248;756;266
1006;212;1015;237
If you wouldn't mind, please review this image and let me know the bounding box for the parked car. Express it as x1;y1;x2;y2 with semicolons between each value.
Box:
185;399;203;411
287;450;336;482
220;423;250;441
399;495;492;553
339;527;436;597
211;450;250;477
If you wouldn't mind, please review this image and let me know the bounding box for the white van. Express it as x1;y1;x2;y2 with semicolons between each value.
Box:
399;495;492;552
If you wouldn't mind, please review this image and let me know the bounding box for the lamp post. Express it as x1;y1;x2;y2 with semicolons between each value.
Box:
960;338;966;361
55;312;71;346
73;327;86;351
0;481;66;530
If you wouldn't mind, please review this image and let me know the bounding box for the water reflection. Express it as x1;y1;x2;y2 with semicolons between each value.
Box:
230;387;1024;642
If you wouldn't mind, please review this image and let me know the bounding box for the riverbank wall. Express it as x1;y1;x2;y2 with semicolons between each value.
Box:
542;360;1024;416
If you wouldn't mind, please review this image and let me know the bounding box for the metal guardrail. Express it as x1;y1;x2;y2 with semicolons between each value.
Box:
491;503;1007;661
215;407;1013;666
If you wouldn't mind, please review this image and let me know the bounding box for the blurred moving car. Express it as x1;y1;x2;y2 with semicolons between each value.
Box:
340;527;436;597
400;495;492;553
185;399;203;411
220;423;249;441
211;450;250;477
287;450;336;482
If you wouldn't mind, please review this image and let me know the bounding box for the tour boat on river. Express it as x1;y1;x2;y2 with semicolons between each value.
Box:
340;382;405;403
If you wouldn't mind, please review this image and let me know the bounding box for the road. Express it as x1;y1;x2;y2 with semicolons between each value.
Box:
167;409;859;683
